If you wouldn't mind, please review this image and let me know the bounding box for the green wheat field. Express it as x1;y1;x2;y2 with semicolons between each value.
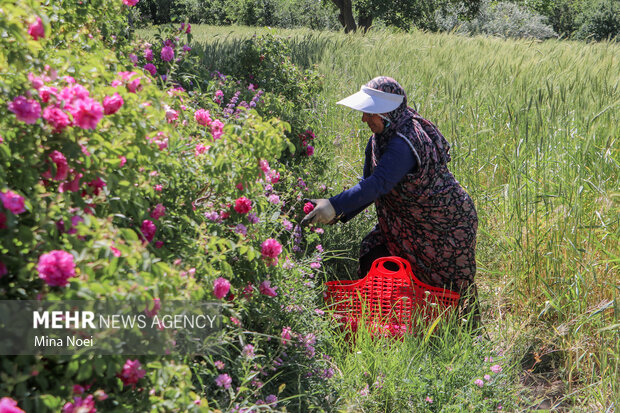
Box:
143;25;619;410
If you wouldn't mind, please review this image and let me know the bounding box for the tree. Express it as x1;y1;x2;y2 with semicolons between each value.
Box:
329;0;482;32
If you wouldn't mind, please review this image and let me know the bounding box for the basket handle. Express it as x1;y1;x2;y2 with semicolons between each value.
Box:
373;257;408;277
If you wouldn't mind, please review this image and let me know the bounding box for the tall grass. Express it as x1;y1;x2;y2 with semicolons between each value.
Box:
143;25;620;409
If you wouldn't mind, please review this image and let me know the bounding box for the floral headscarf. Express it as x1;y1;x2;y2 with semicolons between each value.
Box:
365;76;451;165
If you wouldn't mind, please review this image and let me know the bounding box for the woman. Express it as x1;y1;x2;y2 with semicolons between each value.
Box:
302;76;478;309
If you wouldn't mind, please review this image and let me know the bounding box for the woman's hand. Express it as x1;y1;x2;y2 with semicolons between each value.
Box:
301;199;336;225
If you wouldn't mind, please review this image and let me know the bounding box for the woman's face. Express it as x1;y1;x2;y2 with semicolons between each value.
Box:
362;112;385;134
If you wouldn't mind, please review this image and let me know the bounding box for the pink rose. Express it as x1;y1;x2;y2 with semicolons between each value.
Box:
234;197;252;214
59;170;82;193
303;202;315;214
194;109;211;126
141;220;156;243
194;143;209;156
149;203;166;220
127;77;142;93
119;156;127;167
43;106;70;133
261;238;282;266
59;84;89;103
143;63;157;76
267;170;280;184
37;250;76;287
165;107;178;123
28;73;44;90
8;96;41;124
103;93;124;115
214;89;224;103
259;280;278;297
86;177;106;196
211;119;224;140
160;46;174;62
28;17;45;41
118;359;145;387
259;159;270;173
0;397;25;413
70;97;103;130
213;277;230;299
39;86;58;103
0;190;26;214
43;150;69;181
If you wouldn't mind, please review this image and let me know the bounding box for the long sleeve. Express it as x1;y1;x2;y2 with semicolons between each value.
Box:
329;135;418;223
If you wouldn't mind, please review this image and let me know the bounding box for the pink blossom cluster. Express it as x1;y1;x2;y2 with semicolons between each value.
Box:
258;160;280;184
8;73;125;133
299;129;315;156
118;359;146;387
37;250;76;287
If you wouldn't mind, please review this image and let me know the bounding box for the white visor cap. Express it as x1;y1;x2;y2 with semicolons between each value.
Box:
336;85;405;114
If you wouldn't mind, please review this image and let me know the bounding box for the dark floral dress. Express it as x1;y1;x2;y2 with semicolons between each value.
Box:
357;77;478;297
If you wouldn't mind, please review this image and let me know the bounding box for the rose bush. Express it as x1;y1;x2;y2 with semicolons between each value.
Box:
0;1;335;411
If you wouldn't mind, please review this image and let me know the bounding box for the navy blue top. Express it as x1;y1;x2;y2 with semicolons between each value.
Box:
329;135;419;223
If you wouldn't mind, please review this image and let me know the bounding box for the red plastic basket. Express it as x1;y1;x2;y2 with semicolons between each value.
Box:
323;256;460;337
